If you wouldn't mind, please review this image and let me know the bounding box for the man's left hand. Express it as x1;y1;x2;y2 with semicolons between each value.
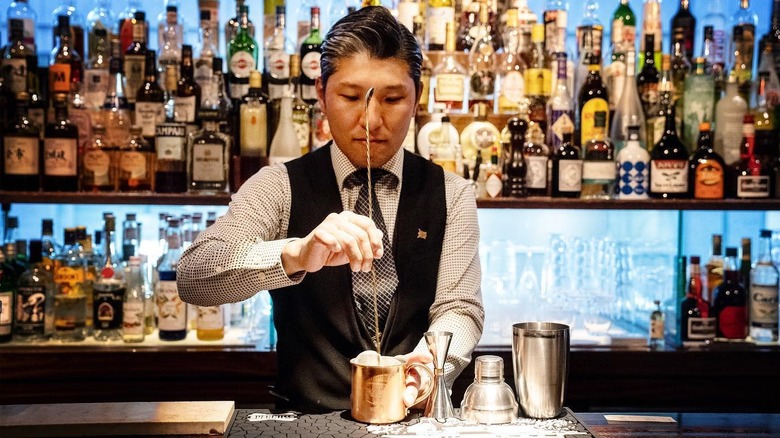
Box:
394;351;434;408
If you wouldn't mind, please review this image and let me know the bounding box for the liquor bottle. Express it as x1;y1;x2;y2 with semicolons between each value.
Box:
715;73;748;164
0;251;15;343
483;146;503;199
225;0;255;57
705;234;724;303
639;0;662;68
750;229;779;342
689;122;725;199
117;0;140;59
712;247;748;340
135;51;165;143
649;103;689;198
543;0;568;59
85;0;115;57
580;111;614;199
649;299;664;350
636;34;659;120
496;9;526;115
123;11;147;107
670;28;692;114
81;124;114;192
503;115;528;198
122;213;141;262
194;10;216;93
752;63;779;180
429;115;461;173
413;15;434;114
432;22;468;113
426;0;455;51
3;91;40;191
576;0;603;66
740;237;752;290
92;214;125;341
607;0;636;113
196;304;225;341
157;6;182;95
730;0;758;83
294;0;319;47
671;0;696;61
467;2;497;110
701;0;728;76
155;66;188;194
50;0;85;64
188;113;231;193
290;55;312;155
550;131;581;198
646;55;672;153
680;255;716;345
611;51;645;153
228;5;258;100
3;19;34;97
157;217;186;341
617;125;650;199
6;0;37;48
729;113;771;199
455;0;481;53
14;240;55;341
41;219;59;270
264;5;295;102
157;1;185;52
49;15;83;97
239;70;268;186
175;45;201;127
83;27;110;112
299;7;323;106
755;41;780;117
118;126;154;192
122;255;145;343
577;54;609;148
546;53;573;150
417;107;459;159
702;26;727;100
525;23;551;130
53;228;87;342
682;58;715;151
103;37;131;150
522;123;550;196
461;103;501;167
42;93;79;192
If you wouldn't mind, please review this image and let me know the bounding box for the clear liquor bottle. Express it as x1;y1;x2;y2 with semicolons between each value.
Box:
14;240;55;342
228;5;258;100
6;0;37;49
264;5;295;102
239;70;268;185
299;7;322;106
432;21;468;113
617;125;650;199
749;229;779;342
195;10;216;93
92;214;126;341
729;113;771;199
611;51;645;153
715;73;748;165
649;103;689;198
157;1;185;52
290;55;312;155
731;26;754;103
103;37;131;151
688;122;725;199
53;228;87;342
123;11;147;107
546;53;573;150
81;124;115;192
496;9;526;115
188;114;231;193
156;217;186;341
649;300;664;349
83;28;110;112
41;219;59;270
468;2;497;110
701;0;728;78
49;15;83;97
702;25;727;99
3;91;40;191
157;6;182;93
581;111;614;199
155;65;188;194
43;93;79;192
85;0;116;60
118;126;154;192
122;256;145;343
576;0;603;63
135;51;165;143
730;0;758;82
682;58;715;151
712;247;748;340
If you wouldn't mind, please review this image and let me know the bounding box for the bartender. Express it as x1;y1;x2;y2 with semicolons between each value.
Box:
177;6;483;412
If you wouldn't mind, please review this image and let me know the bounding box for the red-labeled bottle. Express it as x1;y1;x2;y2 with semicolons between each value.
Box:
712;247;748;339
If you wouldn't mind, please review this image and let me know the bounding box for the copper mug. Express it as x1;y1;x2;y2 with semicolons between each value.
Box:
350;354;434;424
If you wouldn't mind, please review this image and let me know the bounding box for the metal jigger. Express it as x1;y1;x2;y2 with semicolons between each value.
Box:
423;331;455;421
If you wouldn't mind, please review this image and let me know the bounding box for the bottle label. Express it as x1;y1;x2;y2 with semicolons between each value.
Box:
4;137;39;175
292;112;311;153
301;51;322;81
230;50;256;79
123;54;146;103
157;280;186;331
693;159;724;199
301;83;317;103
650;116;665;148
544;10;567;53
650;159;688;193
650;318;664;340
606;60;625;109
93;285;125;330
549;110;574;147
750;284;779;328
639;82;659;107
718;305;747;339
618;159;649;197
194;59;214;91
240;106;269;152
420;74;431;108
500;71;524;105
557;159;582;192
712;29;727;65
485;173;503;198
43;138;78;177
0;291;12;334
426;7;454;47
524;68;551;97
123;300;145;335
84;69;109;109
268;50;290;81
120;151;148;180
434;73;466;103
687;316;716;340
69;108;92;152
174;96;197;122
525;155;548;189
197;305;224;330
580;98;609;145
737;175;770;198
192;143;225;182
613;23;636;54
83;149;112;185
135;102;165;137
5;58;28;95
54;266;85;295
49;63;72;94
719;115;746;165
15;286;47;336
156;124;187;160
582;161;615;181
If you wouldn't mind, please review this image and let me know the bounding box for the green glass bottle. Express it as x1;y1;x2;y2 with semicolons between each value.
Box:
228;5;259;100
682;58;715;152
299;6;323;105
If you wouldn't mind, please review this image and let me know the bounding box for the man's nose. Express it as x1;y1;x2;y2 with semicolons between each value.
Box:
361;98;382;134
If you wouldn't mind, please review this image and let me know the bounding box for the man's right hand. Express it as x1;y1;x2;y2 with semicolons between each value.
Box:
281;211;385;276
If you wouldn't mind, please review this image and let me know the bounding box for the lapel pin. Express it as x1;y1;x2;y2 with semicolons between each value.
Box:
417;229;428;240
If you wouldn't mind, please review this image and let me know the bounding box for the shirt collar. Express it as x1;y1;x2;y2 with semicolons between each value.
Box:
331;142;404;191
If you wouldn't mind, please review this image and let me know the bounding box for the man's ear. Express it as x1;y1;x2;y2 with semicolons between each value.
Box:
316;77;326;113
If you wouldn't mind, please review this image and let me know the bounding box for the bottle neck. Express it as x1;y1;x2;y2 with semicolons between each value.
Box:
758;236;773;262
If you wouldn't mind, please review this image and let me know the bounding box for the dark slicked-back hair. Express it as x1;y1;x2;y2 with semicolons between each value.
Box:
320;6;422;95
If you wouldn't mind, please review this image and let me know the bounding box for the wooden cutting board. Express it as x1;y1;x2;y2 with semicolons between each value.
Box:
0;401;235;437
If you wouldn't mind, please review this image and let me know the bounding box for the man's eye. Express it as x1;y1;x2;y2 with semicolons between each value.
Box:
385;97;403;103
341;95;360;101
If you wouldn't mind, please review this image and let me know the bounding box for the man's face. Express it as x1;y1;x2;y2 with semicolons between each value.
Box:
316;53;420;168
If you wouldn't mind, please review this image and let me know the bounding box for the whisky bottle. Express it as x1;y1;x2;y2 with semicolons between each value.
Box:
103;37;132;150
551;131;582;198
715;73;748;165
712;247;748;339
124;11;147;107
426;0;455;51
196;305;225;341
92;214;126;342
228;5;258;100
81;124;115;192
581;111;615;199
134;51;165;145
526;23;551;132
467;2;497;110
49;15;83;97
239;70;268;185
432;21;468;113
299;7;322;105
749;229;779;342
14;240;56;342
3;91;40;191
188;115;231;193
175;45;201;128
118;126;155;192
53;228;88;342
122;256;145;343
4;19;35;97
577;54;609;148
43;93;79;192
649;103;689;198
689;122;725;199
157;217;187;341
682;58;715;151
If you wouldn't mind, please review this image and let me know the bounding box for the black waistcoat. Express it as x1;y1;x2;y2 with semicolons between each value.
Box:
270;145;446;411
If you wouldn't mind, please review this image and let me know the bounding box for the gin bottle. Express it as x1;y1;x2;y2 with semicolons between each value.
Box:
617;125;650;199
749;229;779;342
611;50;645;153
715;73;748;165
92;214;126;341
122;256;146;343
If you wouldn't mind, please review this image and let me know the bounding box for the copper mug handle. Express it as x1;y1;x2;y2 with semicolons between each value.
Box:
406;362;435;406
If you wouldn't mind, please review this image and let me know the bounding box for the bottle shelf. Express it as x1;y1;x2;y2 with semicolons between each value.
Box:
2;190;780;211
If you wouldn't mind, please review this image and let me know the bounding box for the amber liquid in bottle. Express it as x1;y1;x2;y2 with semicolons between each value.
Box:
43;94;79;192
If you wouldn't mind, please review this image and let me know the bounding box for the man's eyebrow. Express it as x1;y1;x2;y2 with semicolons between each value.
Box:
335;83;409;92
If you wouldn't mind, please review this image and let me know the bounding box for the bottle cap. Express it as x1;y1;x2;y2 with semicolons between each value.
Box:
212;57;223;73
200;10;211;20
28;240;43;264
276;5;286;15
725;247;738;257
134;11;146;21
699;121;711;131
166;5;177;13
126;213;137;221
42;219;54;235
531;23;544;43
7;217;18;229
690;255;700;264
761;229;772;238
